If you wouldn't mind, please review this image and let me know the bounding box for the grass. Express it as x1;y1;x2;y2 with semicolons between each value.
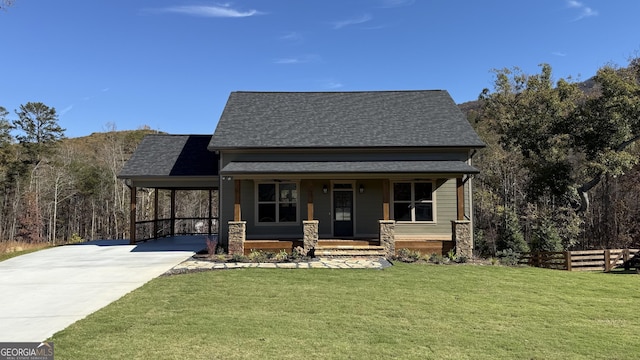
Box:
50;264;639;359
0;241;51;262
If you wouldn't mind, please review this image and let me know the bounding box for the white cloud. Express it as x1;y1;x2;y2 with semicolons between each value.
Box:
157;4;262;18
280;31;302;41
324;81;344;89
552;51;567;57
379;0;415;8
566;0;598;21
274;54;320;64
59;105;73;117
333;14;372;29
567;0;582;8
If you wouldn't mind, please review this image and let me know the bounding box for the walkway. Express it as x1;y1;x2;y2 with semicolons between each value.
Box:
169;256;392;273
0;236;205;342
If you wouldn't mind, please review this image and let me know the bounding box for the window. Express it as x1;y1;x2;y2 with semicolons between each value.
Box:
257;182;298;223
393;182;434;222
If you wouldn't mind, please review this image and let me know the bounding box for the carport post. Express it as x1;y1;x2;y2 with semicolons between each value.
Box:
153;189;159;239
170;190;176;236
208;189;213;235
129;186;137;245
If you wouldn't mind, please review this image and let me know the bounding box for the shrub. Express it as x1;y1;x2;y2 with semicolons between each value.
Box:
496;249;520;266
446;249;457;262
530;217;563;252
394;248;421;263
68;233;84;244
206;237;218;256
231;253;247;262
274;250;289;262
497;206;529;254
247;249;269;263
455;254;469;264
429;253;448;264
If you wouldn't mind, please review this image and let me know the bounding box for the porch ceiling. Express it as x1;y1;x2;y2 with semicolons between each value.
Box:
220;160;479;176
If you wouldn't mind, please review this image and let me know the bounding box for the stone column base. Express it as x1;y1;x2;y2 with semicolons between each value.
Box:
303;220;319;256
379;220;396;259
452;220;472;259
228;221;246;256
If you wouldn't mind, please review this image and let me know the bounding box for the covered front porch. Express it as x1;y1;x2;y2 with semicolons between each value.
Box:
222;171;474;259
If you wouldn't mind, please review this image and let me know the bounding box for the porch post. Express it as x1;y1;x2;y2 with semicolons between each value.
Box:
170;189;176;236
153;188;159;239
234;180;241;221
456;177;464;220
303;220;319;256
379;220;395;259
452;220;472;259
307;181;314;221
129;186;137;245
382;179;390;221
228;221;246;256
228;180;245;255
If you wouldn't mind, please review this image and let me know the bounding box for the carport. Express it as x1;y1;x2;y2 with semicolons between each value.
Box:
117;134;219;244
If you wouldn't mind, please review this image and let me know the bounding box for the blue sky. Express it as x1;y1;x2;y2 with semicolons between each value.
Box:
1;0;639;138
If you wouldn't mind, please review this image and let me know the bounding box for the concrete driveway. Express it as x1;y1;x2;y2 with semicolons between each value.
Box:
0;236;206;342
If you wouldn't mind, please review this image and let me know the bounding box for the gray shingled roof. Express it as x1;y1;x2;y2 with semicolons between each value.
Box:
118;134;218;178
221;161;479;174
208;90;485;149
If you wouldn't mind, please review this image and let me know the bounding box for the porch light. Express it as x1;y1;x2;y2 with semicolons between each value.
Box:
323;185;328;194
359;184;365;194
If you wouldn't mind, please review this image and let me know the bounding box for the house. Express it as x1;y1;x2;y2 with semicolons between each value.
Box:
119;90;484;258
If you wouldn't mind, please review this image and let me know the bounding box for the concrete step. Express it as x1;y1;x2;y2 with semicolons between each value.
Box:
314;245;386;257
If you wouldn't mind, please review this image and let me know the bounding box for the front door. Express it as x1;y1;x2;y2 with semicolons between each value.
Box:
333;185;354;237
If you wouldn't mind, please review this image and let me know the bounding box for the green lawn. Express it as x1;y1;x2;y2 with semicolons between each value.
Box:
50;263;639;359
0;247;49;262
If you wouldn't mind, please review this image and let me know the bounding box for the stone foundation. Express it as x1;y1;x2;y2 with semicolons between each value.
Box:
228;221;246;256
379;220;396;259
303;220;319;256
452;220;472;259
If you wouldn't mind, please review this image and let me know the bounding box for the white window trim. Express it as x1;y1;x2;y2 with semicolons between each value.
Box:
391;180;437;224
255;181;300;226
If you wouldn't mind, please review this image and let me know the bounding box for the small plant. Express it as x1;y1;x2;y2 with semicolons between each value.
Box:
447;249;457;262
394;248;421;263
215;254;227;262
215;245;225;255
455;254;469;264
248;249;269;263
490;257;499;266
231;253;247;262
290;246;305;259
274;250;289;262
429;253;447;264
206;236;219;256
496;249;520;266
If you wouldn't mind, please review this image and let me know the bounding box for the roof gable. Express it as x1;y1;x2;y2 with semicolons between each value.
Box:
208;90;485;149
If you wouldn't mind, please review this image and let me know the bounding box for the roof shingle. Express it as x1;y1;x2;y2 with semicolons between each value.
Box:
208;90;485;149
118;134;218;178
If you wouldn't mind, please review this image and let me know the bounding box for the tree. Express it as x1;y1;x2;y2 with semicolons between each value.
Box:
479;64;582;202
571;60;640;211
0;106;13;168
13;102;66;164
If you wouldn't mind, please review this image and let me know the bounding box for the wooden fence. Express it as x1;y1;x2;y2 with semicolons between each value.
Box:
520;249;640;272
